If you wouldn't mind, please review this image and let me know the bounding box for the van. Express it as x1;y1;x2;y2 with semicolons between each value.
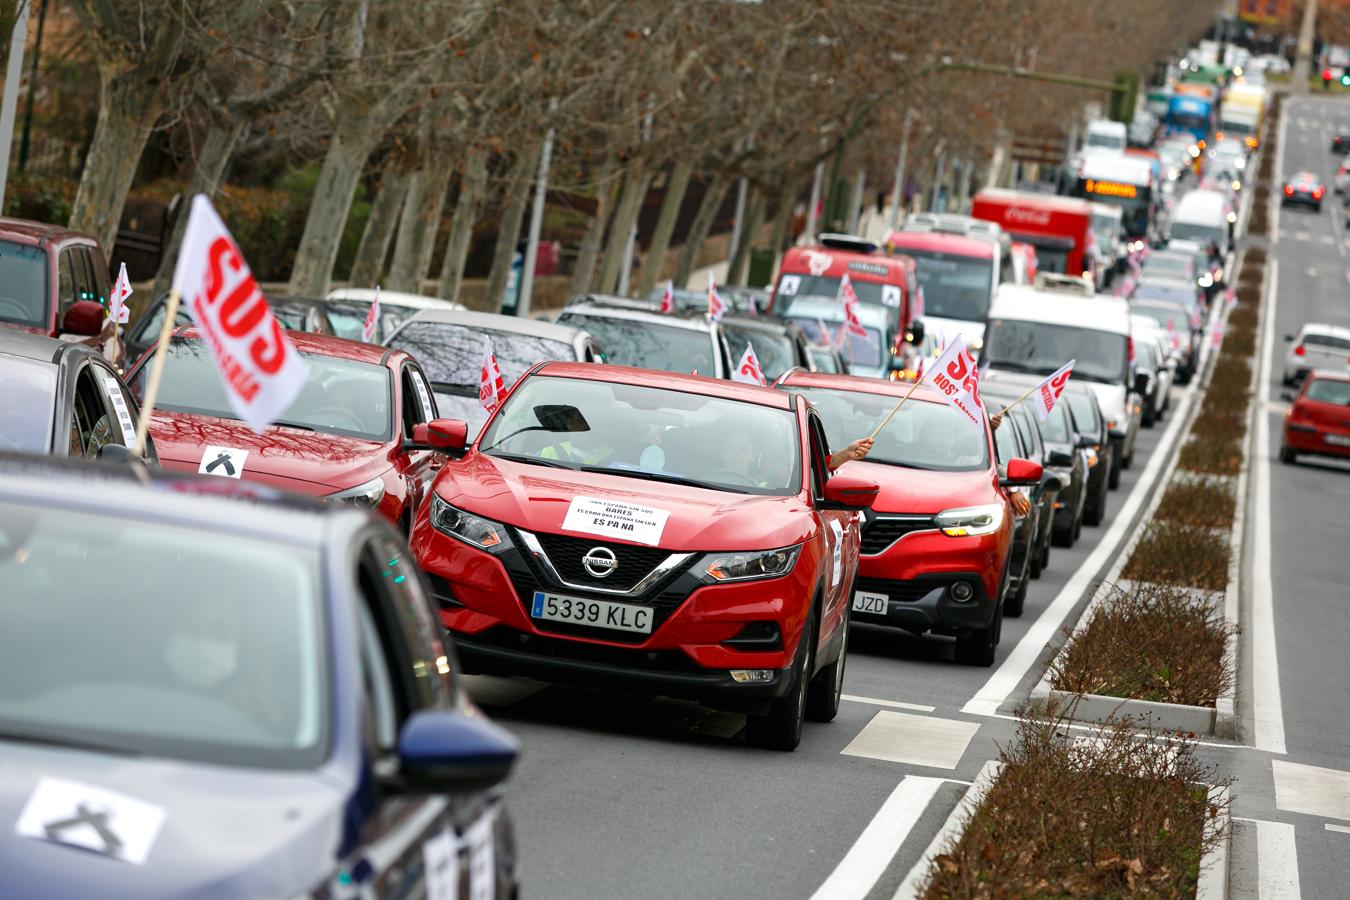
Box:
1167;188;1232;252
1084;119;1128;155
982;285;1141;488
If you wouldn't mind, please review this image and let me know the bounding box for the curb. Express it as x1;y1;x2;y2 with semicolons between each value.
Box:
1196;784;1232;900
893;761;1002;900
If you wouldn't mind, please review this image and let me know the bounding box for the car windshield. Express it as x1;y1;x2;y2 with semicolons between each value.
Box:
1144;255;1193;278
776;274;898;312
984;318;1128;384
556;313;716;376
1305;378;1350;404
790;317;884;369
1135;283;1195;305
1091;214;1117;250
895;249;994;321
479;375;801;495
0;240;50;328
1167;112;1210;132
323;299;417;343
1135;338;1158;369
1304;333;1350;351
0;503;325;768
809;346;842;373
722;324;796;380
1086;132;1124;149
131;338;393;440
0;356;57;452
797;387;988;472
1131;303;1188;331
1170;221;1224;244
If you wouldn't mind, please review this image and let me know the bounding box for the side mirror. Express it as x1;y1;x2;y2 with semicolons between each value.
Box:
1001;457;1043;486
908;320;926;344
61;300;104;336
821;473;879;510
1283;334;1295;342
389;709;519;794
1134;371;1151;394
96;443;140;464
411;418;468;452
1047;448;1075;468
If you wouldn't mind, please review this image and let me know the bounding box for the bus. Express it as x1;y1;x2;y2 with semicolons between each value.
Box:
1069;154;1157;241
1165;94;1214;146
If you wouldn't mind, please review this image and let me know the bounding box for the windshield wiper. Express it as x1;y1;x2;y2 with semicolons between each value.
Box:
867;459;934;470
485;451;578;470
0;728;141;756
1070;371;1116;384
578;465;750;494
272;420;317;432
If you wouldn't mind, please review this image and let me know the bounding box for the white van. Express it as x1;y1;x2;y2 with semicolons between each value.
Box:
1083;119;1128;155
982;284;1142;487
1167;189;1232;252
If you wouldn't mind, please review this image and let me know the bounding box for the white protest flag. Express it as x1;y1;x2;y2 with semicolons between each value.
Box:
171;195;307;433
731;343;767;386
839;272;867;337
660;279;674;314
362;285;381;343
108;262;132;324
923;333;984;431
479;334;505;414
707;272;727;321
1030;359;1075;421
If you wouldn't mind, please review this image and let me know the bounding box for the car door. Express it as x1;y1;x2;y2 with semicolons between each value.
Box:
396;362;442;527
63;360;119;459
806;411;855;640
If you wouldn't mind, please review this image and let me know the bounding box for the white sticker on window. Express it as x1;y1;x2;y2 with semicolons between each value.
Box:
99;374;137;441
828;518;844;586
410;370;436;420
561;496;671;546
881;284;901;308
778;275;801;296
465;810;496;900
422;827;458;900
15;777;167;865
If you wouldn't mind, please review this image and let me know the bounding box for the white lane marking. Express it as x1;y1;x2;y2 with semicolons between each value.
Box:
843;694;937;713
1294;230;1311;242
1256;819;1301;899
1326;823;1350;835
1306;267;1318;277
1272;759;1350;821
892;760;1001;900
808;776;946;900
962;380;1196;717
841;711;980;769
1252;256;1287;755
1330;188;1348;257
1318;233;1336;245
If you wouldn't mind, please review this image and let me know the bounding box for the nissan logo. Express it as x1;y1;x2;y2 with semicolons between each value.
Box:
582;547;619;578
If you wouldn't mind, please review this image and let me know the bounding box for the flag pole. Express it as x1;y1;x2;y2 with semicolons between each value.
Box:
995;381;1041;417
868;376;924;441
132;289;181;455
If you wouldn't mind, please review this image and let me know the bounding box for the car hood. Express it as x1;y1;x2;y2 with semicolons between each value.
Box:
0;743;346;900
920;316;986;349
437;454;815;551
843;461;997;514
149;409;394;494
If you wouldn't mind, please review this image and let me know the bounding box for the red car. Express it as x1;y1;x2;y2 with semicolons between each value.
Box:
126;327;450;529
0;218;111;339
411;362;879;750
778;371;1043;666
1281;370;1350;464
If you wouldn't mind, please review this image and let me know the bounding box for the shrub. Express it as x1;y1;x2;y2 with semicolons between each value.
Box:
1178;436;1243;477
1154;478;1237;529
1190;408;1246;441
1123;523;1231;591
1221;326;1257;358
1236;284;1262;306
1245;247;1267;265
3;171;76;223
1229;305;1258;329
921;713;1228;899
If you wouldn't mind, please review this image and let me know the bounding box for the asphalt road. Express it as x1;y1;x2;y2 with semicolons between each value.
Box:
1226;91;1350;900
462;291;1205;895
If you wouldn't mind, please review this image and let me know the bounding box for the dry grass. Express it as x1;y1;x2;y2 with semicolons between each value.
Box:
1123;523;1231;592
1236;283;1262;306
1228;304;1258;329
1244;247;1267;265
1189;408;1246;441
1221;326;1257;357
921;712;1228;899
1178;435;1244;477
1155;478;1237;530
1210;354;1253;386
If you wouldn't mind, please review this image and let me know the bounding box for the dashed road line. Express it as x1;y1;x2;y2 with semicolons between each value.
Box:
1326;823;1350;835
841;711;979;769
1272;759;1350;821
842;694;937;713
1256;819;1301;899
892;760;1001;900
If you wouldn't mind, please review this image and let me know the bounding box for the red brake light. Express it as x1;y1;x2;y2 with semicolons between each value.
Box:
1128;335;1135;364
1294;345;1306;357
1284;185;1294;196
1315;187;1326;199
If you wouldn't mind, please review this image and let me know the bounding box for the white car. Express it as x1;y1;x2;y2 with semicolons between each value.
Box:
1335;157;1350;194
323;288;465;344
1130;320;1176;426
1283;323;1350;385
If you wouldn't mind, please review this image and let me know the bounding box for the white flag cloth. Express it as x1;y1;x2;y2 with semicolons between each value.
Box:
479;335;505;414
922;333;984;431
108;262;132;324
660;279;674;314
731;343;767;386
171;194;306;434
1031;359;1075;421
362;286;381;343
839;273;867;337
707;272;727;321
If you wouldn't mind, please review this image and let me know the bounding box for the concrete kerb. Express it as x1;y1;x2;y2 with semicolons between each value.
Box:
1196;783;1233;900
893;761;1002;900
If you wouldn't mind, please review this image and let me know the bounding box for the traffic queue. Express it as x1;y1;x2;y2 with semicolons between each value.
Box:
0;54;1252;894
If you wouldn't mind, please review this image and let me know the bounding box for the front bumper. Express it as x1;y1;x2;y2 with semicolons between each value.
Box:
851;573;997;636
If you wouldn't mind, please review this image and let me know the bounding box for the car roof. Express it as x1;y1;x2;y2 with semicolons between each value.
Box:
1173;190;1229;216
0;453;360;549
558;301;715;332
532;361;793;409
1079;154;1156;185
176;326;398;366
397;308;587;343
0;329;70;362
885;229;996;259
1298;322;1350;339
778;371;948;404
989;284;1131;332
1305;369;1350;382
0;217;93;246
325;288;466;311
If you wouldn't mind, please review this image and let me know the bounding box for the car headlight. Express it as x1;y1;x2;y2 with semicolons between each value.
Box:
934;504;1004;537
698;545;801;583
430;495;513;553
326;475;386;510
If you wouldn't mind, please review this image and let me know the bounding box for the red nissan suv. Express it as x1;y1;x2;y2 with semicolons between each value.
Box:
778;371;1043;666
411;362;878;750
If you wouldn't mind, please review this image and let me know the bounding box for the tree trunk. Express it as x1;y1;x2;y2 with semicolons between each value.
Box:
673;176;727;289
727;187;764;286
386;161;452;293
288;132;377;296
478;152;534;313
152;121;243;296
570;157;619;294
596;166;649;295
348;168;410;289
767;173;803;258
636;160;693;298
437;147;488;303
68;75;167;252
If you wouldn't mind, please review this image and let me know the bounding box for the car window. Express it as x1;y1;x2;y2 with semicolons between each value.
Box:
1066;392;1102;438
408;366;437;420
56;248;79;316
722;324;798;381
389;322;575;391
799;386;989;472
85;244;111;304
0;241;50;328
0;355;58;452
91;363;137;444
133;298;193;348
69;365;116;459
1041;403;1073;444
74;247;105;308
993;410;1022;463
1305;378;1350;405
807;412;829;499
983;318;1128;385
1303;333;1350;351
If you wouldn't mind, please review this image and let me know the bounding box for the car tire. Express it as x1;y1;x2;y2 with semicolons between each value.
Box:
806;611;846;723
1052;518;1074;548
746;609;813;751
1040;539;1051;572
1142;405;1156;428
1108;448;1122;489
1029;540;1043;578
1279;444;1297;465
1004;575;1028;618
954;603;1001;667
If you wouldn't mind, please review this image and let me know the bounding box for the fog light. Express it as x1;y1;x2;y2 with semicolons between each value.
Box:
730;669;774;683
950;581;974;602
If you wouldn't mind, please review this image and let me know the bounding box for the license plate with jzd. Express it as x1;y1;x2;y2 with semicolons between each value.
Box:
530;591;653;634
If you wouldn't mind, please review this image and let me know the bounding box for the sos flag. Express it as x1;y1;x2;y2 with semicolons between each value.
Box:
924;333;984;431
731;343;767;386
171;195;306;433
839;273;867;337
362;286;381;343
660;279;674;315
1031;359;1075;421
708;272;727;321
479;335;506;414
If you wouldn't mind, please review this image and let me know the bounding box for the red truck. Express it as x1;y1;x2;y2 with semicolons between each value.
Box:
970;190;1097;282
0;219;112;339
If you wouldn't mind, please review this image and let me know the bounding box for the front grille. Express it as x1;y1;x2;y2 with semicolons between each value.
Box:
530;531;674;591
853;576;952;603
861;515;936;555
466;626;705;674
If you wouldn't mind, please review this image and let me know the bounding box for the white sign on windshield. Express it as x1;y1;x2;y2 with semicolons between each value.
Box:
562;496;671;546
